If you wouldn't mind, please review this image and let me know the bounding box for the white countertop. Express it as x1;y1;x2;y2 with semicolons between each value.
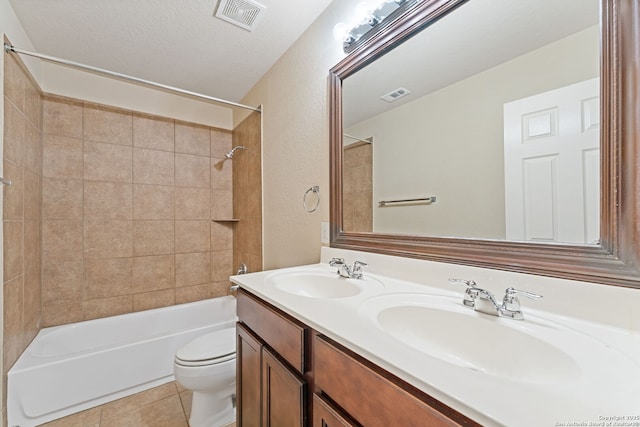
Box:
231;249;640;427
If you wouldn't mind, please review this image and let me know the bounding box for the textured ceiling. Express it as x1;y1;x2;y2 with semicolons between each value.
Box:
8;0;334;103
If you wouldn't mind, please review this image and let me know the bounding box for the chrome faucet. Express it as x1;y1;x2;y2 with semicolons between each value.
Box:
329;258;367;279
449;279;542;320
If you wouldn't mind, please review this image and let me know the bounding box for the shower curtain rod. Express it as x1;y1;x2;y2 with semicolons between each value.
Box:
4;43;262;113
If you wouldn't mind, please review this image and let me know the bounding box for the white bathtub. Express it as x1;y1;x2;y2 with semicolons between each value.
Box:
8;296;237;427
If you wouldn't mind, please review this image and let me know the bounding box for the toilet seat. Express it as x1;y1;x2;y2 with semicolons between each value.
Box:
175;328;236;367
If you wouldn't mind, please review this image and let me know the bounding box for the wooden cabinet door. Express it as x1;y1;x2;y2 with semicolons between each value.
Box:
237;323;262;427
312;394;357;427
262;347;306;427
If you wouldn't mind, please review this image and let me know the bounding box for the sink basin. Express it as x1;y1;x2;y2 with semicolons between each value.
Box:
266;270;380;299
360;294;587;383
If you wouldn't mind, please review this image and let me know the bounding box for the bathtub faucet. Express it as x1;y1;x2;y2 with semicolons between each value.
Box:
329;258;367;279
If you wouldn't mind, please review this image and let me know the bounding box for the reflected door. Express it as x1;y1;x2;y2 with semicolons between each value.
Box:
504;78;600;244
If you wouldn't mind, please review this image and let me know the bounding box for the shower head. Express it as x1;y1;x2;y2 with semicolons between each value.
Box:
225;146;246;159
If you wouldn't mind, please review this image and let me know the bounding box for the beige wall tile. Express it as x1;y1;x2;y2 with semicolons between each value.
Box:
42;177;83;220
23;169;40;221
133;184;174;220
175;283;215;305
211;249;233;283
42;303;84;327
83;258;133;299
132;255;175;292
175;187;210;220
84;181;133;219
84;141;133;183
133;220;174;256
175;221;210;253
83;295;133;321
42;262;83;306
3;161;23;221
211;281;232;298
175;153;210;188
211;190;233;219
211;158;232;191
3;98;25;165
42;134;83;179
211;222;233;251
24;73;42;129
24;220;41;272
176;121;210;156
133;114;174;151
3;276;24;371
84;219;133;259
175;252;210;287
42;96;83;139
3;221;23;282
211;128;232;159
4;54;26;110
24;122;42;174
133;148;174;185
84;104;133;146
133;289;175;312
23;266;42;335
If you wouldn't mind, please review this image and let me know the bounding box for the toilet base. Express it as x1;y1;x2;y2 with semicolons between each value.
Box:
189;388;236;427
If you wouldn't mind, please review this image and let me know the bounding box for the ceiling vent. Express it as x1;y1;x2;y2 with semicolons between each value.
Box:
380;87;411;103
215;0;266;31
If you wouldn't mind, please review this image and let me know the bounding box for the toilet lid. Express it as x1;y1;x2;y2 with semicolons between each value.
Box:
176;328;236;363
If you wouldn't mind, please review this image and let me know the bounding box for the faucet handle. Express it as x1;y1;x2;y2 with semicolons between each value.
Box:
501;288;543;319
449;278;478;308
329;257;345;266
504;287;542;301
448;278;477;288
352;260;367;278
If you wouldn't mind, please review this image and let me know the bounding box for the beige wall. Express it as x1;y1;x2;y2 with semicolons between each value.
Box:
346;25;600;239
240;0;358;269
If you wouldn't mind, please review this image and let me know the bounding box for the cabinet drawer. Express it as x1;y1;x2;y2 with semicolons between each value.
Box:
237;289;307;372
314;336;468;427
313;394;357;427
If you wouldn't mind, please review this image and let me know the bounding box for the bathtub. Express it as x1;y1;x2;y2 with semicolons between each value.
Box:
7;296;237;427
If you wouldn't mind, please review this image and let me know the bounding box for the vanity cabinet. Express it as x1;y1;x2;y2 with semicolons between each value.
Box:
237;289;309;427
236;288;478;427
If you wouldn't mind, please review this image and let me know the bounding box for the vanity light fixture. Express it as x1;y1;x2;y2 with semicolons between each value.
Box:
338;0;415;53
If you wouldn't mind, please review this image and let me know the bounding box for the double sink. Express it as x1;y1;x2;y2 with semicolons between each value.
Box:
235;262;640;425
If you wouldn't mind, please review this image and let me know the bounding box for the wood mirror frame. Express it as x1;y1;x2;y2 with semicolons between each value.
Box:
329;0;640;288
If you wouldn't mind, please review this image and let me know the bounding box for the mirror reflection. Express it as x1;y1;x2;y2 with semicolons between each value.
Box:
342;0;600;245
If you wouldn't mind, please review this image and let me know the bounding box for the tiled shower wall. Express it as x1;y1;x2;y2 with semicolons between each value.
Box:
39;94;236;326
3;48;43;406
342;143;372;232
232;111;262;273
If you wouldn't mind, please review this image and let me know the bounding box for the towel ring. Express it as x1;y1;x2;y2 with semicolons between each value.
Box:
303;186;320;213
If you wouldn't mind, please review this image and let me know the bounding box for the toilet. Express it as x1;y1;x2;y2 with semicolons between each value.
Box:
174;327;237;427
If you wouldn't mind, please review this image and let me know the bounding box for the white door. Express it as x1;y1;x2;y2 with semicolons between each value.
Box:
504;78;600;244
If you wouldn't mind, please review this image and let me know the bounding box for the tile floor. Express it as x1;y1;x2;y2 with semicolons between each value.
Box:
39;381;236;427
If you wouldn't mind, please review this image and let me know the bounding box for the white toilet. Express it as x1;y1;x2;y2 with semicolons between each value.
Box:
174;327;237;427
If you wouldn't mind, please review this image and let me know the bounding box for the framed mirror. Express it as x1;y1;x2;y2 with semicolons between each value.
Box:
329;0;640;288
